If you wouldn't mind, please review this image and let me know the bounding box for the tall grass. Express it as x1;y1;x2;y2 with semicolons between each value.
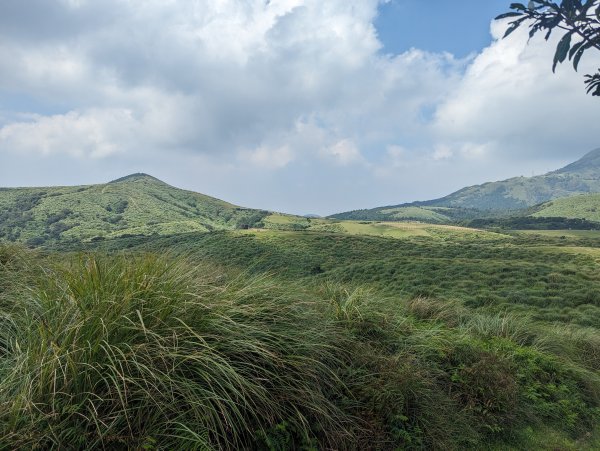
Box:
1;246;599;449
0;253;352;449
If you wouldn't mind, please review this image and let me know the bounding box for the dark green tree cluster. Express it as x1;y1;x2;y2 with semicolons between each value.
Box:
497;1;600;95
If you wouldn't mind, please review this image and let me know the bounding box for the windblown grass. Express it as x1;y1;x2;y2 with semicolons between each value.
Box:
0;252;351;449
1;246;599;450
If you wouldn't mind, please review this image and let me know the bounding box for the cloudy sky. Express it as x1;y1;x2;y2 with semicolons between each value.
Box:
0;0;599;215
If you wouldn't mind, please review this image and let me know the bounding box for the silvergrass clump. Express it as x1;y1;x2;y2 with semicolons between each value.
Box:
323;281;370;323
464;311;537;347
405;297;466;327
0;253;354;449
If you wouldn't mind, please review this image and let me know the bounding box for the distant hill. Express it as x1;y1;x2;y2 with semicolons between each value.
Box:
328;205;476;223
0;174;268;245
331;148;600;221
530;193;600;223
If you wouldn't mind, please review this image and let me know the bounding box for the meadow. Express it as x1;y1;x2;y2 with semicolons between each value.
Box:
0;222;593;449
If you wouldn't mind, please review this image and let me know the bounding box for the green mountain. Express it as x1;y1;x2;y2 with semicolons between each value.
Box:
0;173;268;245
331;148;600;221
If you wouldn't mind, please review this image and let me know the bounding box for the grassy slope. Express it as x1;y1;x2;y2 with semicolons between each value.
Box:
329;205;459;223
3;171;600;448
0;174;268;244
531;193;600;222
87;227;600;328
429;170;600;211
262;213;502;239
35;226;600;449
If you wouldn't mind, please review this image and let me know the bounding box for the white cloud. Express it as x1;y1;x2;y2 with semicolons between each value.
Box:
433;20;600;160
0;0;461;164
240;145;295;169
0;2;598;214
0;109;137;158
432;144;453;161
323;139;363;165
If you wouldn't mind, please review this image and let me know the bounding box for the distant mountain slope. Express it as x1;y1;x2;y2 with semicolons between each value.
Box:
329;206;465;223
0;174;268;245
530;193;600;223
331;148;600;221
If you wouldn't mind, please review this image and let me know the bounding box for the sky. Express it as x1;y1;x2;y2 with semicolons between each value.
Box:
0;0;599;216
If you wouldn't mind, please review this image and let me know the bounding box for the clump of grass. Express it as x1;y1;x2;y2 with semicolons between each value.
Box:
0;253;353;449
405;296;466;327
541;325;600;372
464;311;537;347
323;281;369;323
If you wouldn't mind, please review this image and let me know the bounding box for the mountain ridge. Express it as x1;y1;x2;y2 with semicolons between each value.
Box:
331;148;600;221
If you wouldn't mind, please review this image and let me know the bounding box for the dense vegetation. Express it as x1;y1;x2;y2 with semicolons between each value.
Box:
86;227;600;328
329;205;477;223
467;215;600;231
2;234;600;449
0;174;268;245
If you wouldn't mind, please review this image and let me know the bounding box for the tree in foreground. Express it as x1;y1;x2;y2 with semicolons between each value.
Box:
496;1;600;96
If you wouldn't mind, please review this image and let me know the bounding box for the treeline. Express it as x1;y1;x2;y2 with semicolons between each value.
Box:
467;216;600;230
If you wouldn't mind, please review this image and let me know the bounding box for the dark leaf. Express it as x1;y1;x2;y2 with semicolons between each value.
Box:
568;40;584;59
495;12;525;20
552;32;573;72
572;41;594;71
573;45;586;70
510;3;528;10
504;22;522;38
584;72;600;95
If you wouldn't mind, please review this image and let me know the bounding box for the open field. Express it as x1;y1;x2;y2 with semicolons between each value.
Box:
263;214;507;240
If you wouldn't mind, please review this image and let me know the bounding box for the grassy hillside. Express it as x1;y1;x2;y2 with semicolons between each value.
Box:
0;173;268;245
90;228;600;327
261;213;501;239
331;148;600;220
329;205;465;223
531;193;600;222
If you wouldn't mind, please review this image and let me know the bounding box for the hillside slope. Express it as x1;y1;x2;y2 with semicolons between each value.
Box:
531;193;600;222
0;173;267;244
331;148;600;221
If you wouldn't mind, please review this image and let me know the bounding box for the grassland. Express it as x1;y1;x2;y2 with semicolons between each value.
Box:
329;205;460;223
532;193;600;222
91;227;599;328
2;237;600;450
262;213;504;240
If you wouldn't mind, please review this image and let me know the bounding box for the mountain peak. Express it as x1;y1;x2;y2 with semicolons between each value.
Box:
109;173;163;184
556;148;600;174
